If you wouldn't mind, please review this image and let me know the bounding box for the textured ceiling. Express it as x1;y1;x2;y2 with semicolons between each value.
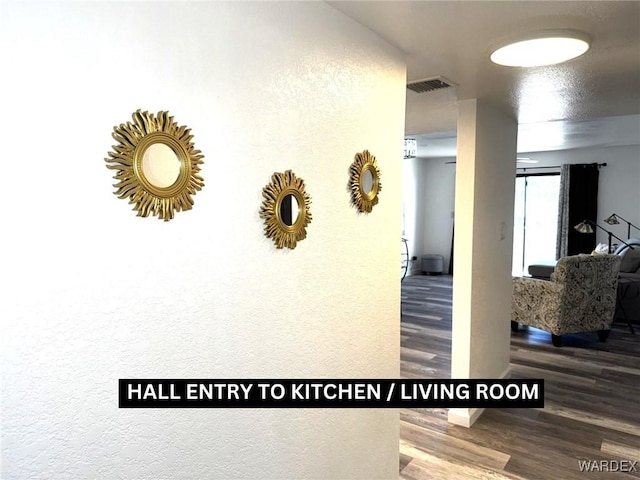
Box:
329;1;640;156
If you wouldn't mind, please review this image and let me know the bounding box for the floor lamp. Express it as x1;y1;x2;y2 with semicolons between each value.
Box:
604;213;640;239
574;219;634;253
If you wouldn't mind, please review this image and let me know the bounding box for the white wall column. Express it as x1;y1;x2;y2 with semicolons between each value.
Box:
448;99;517;427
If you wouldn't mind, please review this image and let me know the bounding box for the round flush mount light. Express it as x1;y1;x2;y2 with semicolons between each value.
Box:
490;30;590;67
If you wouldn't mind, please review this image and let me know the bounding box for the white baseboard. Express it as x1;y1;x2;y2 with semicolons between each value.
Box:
447;367;512;428
448;407;483;427
497;366;512;381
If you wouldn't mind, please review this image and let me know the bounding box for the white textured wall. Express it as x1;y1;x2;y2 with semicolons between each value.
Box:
402;157;455;275
420;158;456;273
0;2;405;479
402;158;426;274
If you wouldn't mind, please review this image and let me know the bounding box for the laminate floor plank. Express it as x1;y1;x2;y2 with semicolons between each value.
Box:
400;442;528;480
400;421;511;471
533;410;640;451
401;347;438;361
536;403;639;437
601;439;640;461
399;274;640;480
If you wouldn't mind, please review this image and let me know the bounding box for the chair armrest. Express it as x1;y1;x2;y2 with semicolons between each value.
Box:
512;277;565;332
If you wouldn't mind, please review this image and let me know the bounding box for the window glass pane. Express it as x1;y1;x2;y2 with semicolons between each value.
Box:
512;174;560;277
523;176;560;270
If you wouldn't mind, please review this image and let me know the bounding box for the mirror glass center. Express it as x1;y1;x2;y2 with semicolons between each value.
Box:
280;193;300;226
362;168;374;194
141;143;181;188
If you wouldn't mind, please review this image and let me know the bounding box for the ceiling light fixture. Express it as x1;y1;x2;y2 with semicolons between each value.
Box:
490;30;590;67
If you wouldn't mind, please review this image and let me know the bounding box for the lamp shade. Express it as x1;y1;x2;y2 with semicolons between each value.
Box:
574;221;594;234
604;214;620;226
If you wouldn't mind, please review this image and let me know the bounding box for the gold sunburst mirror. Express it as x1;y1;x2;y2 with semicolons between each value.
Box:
349;150;381;213
105;110;204;221
259;170;312;249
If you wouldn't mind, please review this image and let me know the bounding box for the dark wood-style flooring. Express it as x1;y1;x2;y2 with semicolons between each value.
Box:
400;274;640;480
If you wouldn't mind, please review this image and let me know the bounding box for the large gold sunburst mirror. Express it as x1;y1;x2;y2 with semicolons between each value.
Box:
259;170;312;249
349;150;381;213
105;110;204;221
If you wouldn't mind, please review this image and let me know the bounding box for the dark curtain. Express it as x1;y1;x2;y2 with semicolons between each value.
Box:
556;163;599;257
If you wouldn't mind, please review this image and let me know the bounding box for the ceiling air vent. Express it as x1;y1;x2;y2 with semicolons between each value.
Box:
407;76;455;93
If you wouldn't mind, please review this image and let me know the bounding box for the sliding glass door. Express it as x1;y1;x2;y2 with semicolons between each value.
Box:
512;174;561;276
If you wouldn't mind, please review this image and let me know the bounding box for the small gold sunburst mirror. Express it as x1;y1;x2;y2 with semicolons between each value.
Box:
349;150;381;213
105;110;204;221
259;170;312;249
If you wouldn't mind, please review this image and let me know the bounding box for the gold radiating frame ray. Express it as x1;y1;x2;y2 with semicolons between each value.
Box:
105;110;204;221
349;150;381;213
259;170;312;249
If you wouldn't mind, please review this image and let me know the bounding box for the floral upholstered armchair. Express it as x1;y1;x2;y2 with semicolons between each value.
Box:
511;254;621;347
